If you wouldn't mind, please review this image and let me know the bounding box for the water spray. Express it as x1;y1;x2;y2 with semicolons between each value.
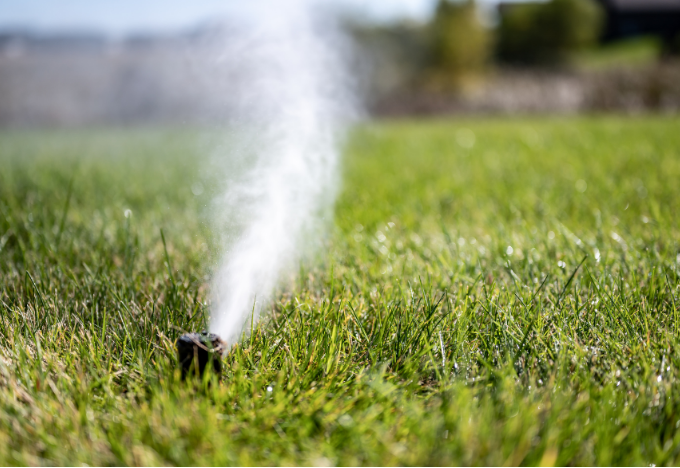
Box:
176;0;356;377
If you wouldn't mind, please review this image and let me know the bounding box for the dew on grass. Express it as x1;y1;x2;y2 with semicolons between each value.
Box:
611;232;626;246
575;179;587;192
338;414;353;427
312;457;332;467
548;231;555;240
191;182;204;196
594;248;601;262
124;209;132;218
506;246;514;255
391;443;407;456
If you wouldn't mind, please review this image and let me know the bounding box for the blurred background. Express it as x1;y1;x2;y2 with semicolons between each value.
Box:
1;0;679;127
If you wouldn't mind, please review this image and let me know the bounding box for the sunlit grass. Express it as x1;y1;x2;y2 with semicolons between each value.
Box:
574;36;661;70
0;116;679;465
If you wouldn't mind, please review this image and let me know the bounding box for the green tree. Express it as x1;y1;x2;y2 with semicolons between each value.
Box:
426;0;493;90
497;0;603;65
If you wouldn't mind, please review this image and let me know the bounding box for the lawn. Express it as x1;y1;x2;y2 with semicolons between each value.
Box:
0;116;679;465
574;36;661;70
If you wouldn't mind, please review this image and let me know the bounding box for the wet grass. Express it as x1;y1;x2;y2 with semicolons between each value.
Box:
0;116;679;465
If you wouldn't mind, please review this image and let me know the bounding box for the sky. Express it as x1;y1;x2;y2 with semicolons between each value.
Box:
0;0;528;35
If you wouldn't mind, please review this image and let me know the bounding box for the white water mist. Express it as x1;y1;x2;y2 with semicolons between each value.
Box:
208;1;355;343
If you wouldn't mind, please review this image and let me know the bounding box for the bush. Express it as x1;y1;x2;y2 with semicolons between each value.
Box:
497;0;603;65
425;0;493;90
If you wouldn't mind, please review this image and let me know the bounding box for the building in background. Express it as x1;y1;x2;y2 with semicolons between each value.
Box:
594;0;680;52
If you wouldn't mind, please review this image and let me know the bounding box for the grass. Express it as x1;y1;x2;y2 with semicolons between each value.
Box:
574;36;661;70
0;116;679;465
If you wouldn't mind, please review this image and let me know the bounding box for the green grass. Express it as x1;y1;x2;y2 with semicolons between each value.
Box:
574;36;661;70
0;116;679;465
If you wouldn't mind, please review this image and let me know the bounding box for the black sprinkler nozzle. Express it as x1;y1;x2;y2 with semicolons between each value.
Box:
176;331;225;380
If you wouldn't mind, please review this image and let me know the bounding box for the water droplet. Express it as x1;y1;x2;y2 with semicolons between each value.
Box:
338;414;353;427
506;246;514;255
575;179;587;193
191;182;204;196
548;231;555;240
124;209;132;218
267;386;273;392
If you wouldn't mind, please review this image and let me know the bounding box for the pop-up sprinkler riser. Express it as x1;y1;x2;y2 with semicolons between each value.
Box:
176;332;225;380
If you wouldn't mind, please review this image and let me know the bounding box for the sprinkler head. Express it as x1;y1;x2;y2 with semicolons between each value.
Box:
176;332;225;380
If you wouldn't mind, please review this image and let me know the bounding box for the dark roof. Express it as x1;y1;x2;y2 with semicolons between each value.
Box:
599;0;680;11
